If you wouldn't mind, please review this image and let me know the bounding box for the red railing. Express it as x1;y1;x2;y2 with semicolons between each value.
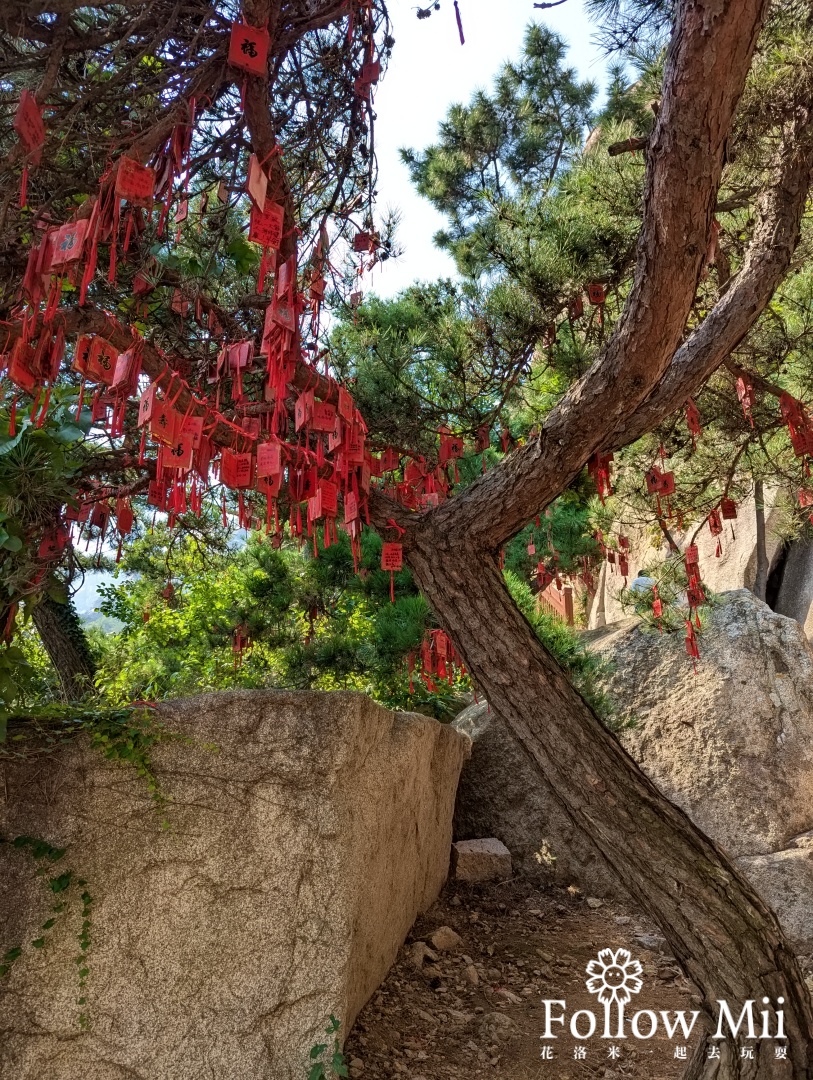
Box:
536;582;575;626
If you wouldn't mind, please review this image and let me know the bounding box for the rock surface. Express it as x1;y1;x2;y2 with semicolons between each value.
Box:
586;491;785;630
775;537;813;641
0;690;469;1080
454;591;813;948
452;702;622;896
588;590;813;860
451;838;512;883
739;847;813;953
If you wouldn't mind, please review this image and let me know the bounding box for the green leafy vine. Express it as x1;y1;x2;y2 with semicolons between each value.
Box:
1;703;186;822
308;1015;349;1079
0;834;94;1028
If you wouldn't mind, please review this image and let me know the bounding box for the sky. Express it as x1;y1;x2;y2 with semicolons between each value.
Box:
364;0;608;299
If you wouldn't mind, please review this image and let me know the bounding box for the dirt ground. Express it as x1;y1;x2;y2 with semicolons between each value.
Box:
344;877;698;1079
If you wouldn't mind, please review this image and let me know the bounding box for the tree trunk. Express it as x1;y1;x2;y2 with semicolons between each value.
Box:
399;521;813;1078
31;596;96;701
753;479;769;602
361;3;813;1072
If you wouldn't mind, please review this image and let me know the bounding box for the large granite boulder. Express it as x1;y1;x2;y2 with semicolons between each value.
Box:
453;701;621;897
0;690;469;1080
454;591;813;949
775;537;813;641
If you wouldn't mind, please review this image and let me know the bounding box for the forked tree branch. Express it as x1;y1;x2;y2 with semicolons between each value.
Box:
404;0;770;550
611;100;813;451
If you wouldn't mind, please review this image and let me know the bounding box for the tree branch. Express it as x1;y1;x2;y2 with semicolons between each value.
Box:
610;97;813;451
406;0;770;550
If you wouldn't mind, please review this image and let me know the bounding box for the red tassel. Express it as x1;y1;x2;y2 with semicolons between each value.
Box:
8;396;17;437
19;166;28;208
108;196;120;283
36;386;51;427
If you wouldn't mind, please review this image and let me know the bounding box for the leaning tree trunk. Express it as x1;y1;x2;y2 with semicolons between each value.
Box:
753;479;769;602
403;529;813;1077
363;4;813;1072
31;595;96;701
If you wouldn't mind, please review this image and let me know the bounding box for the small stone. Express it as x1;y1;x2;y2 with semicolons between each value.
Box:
349;1059;364;1071
408;941;438;969
448;1008;475;1024
465;964;480;986
478;1011;518;1041
431;926;464;952
635;933;666;953
452;838;512;883
493;987;523;1005
450;895;462;907
586;897;603;909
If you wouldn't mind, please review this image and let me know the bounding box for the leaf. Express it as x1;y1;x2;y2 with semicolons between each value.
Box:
31;938;45;948
1;535;22;552
53;424;85;444
331;1049;349;1077
49;872;73;894
0;425;28;456
76;408;95;434
309;1043;327;1059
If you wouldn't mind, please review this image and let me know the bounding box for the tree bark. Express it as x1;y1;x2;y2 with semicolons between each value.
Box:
31;596;96;701
369;3;813;1075
753;479;769;602
401;527;813;1078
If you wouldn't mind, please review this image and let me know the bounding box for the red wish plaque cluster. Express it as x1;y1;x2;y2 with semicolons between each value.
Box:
408;628;464;694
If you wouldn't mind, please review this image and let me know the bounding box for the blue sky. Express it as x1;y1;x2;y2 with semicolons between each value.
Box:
366;0;608;298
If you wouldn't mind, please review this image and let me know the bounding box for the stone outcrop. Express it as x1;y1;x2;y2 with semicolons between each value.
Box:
588;590;813;861
775;537;813;641
587;491;785;630
0;690;469;1080
453;701;622;896
454;591;813;949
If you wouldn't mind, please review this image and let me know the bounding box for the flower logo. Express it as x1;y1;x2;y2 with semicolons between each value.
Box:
585;948;643;1038
586;948;643;1004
